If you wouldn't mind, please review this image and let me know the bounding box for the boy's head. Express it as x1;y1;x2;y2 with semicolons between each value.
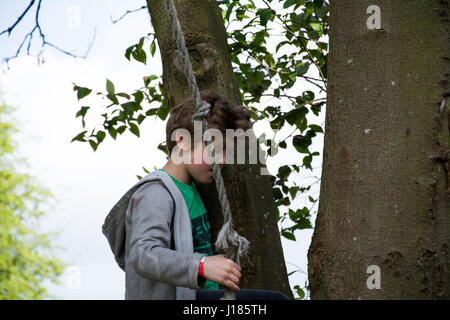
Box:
165;89;251;184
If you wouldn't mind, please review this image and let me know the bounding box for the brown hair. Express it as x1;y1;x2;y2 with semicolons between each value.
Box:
165;89;251;155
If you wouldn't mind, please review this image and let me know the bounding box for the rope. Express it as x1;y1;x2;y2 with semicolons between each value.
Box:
163;0;250;300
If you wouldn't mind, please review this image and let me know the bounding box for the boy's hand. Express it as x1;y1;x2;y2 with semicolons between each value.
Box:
203;254;242;292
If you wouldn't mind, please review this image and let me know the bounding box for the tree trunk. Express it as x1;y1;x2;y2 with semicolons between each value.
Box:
146;0;293;298
308;0;450;299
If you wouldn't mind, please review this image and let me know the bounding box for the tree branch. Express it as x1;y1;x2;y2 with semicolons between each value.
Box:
0;0;36;37
1;0;97;63
110;5;147;24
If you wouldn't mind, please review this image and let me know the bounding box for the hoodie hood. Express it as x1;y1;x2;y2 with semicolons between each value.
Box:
102;171;168;270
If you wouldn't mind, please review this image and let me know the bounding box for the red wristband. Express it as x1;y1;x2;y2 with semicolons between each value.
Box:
198;257;205;278
198;262;204;278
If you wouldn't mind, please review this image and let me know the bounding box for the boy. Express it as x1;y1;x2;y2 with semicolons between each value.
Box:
102;89;288;300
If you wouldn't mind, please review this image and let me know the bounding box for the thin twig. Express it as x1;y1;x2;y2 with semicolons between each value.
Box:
110;5;147;24
2;0;97;63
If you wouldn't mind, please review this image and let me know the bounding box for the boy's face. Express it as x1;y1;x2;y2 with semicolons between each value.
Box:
185;139;226;184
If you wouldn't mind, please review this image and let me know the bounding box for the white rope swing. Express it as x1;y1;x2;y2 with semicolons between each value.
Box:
163;0;250;300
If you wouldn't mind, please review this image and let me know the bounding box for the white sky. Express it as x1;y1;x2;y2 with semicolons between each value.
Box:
0;0;325;299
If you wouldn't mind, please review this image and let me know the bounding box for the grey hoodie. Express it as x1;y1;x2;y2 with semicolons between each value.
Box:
102;169;206;300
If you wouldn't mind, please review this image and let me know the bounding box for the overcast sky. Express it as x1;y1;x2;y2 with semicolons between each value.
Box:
0;0;324;299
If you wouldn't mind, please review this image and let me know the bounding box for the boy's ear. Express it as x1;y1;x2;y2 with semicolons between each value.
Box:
175;130;191;152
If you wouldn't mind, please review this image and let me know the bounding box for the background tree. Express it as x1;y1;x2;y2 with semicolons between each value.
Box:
308;0;450;299
0;94;66;299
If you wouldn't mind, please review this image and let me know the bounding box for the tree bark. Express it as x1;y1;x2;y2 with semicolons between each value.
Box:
146;0;293;298
308;0;450;299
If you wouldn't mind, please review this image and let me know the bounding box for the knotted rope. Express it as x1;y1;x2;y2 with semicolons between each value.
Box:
163;0;250;300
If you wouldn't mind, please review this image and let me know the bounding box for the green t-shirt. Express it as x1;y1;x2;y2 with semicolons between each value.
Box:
158;169;219;290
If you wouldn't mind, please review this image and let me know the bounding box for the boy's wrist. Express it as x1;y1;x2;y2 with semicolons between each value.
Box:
197;256;207;288
198;256;206;278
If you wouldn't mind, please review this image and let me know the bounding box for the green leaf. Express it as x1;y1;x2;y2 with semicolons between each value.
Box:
303;154;313;168
150;39;156;57
283;0;296;9
76;87;92;100
144;75;158;85
116;92;131;100
129;122;140;137
294;285;305;299
125;45;134;61
313;0;324;8
117;126;127;134
278;165;292;181
137;36;145;53
70;130;87;143
295;63;309;76
96;130;106;144
76;106;90;118
302;90;315;101
309;124;323;133
225;1;236;21
133;91;144;104
311;102;324;116
289;186;300;199
108;126;117;140
281;229;296;241
273;187;283;200
106;93;119;105
285;108;307;127
106;79;115;95
132;49;147;64
157;141;169;155
88;139;98;151
145;108;159;116
293;135;311;153
258;8;273;27
156;99;169;120
137;114;146;125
